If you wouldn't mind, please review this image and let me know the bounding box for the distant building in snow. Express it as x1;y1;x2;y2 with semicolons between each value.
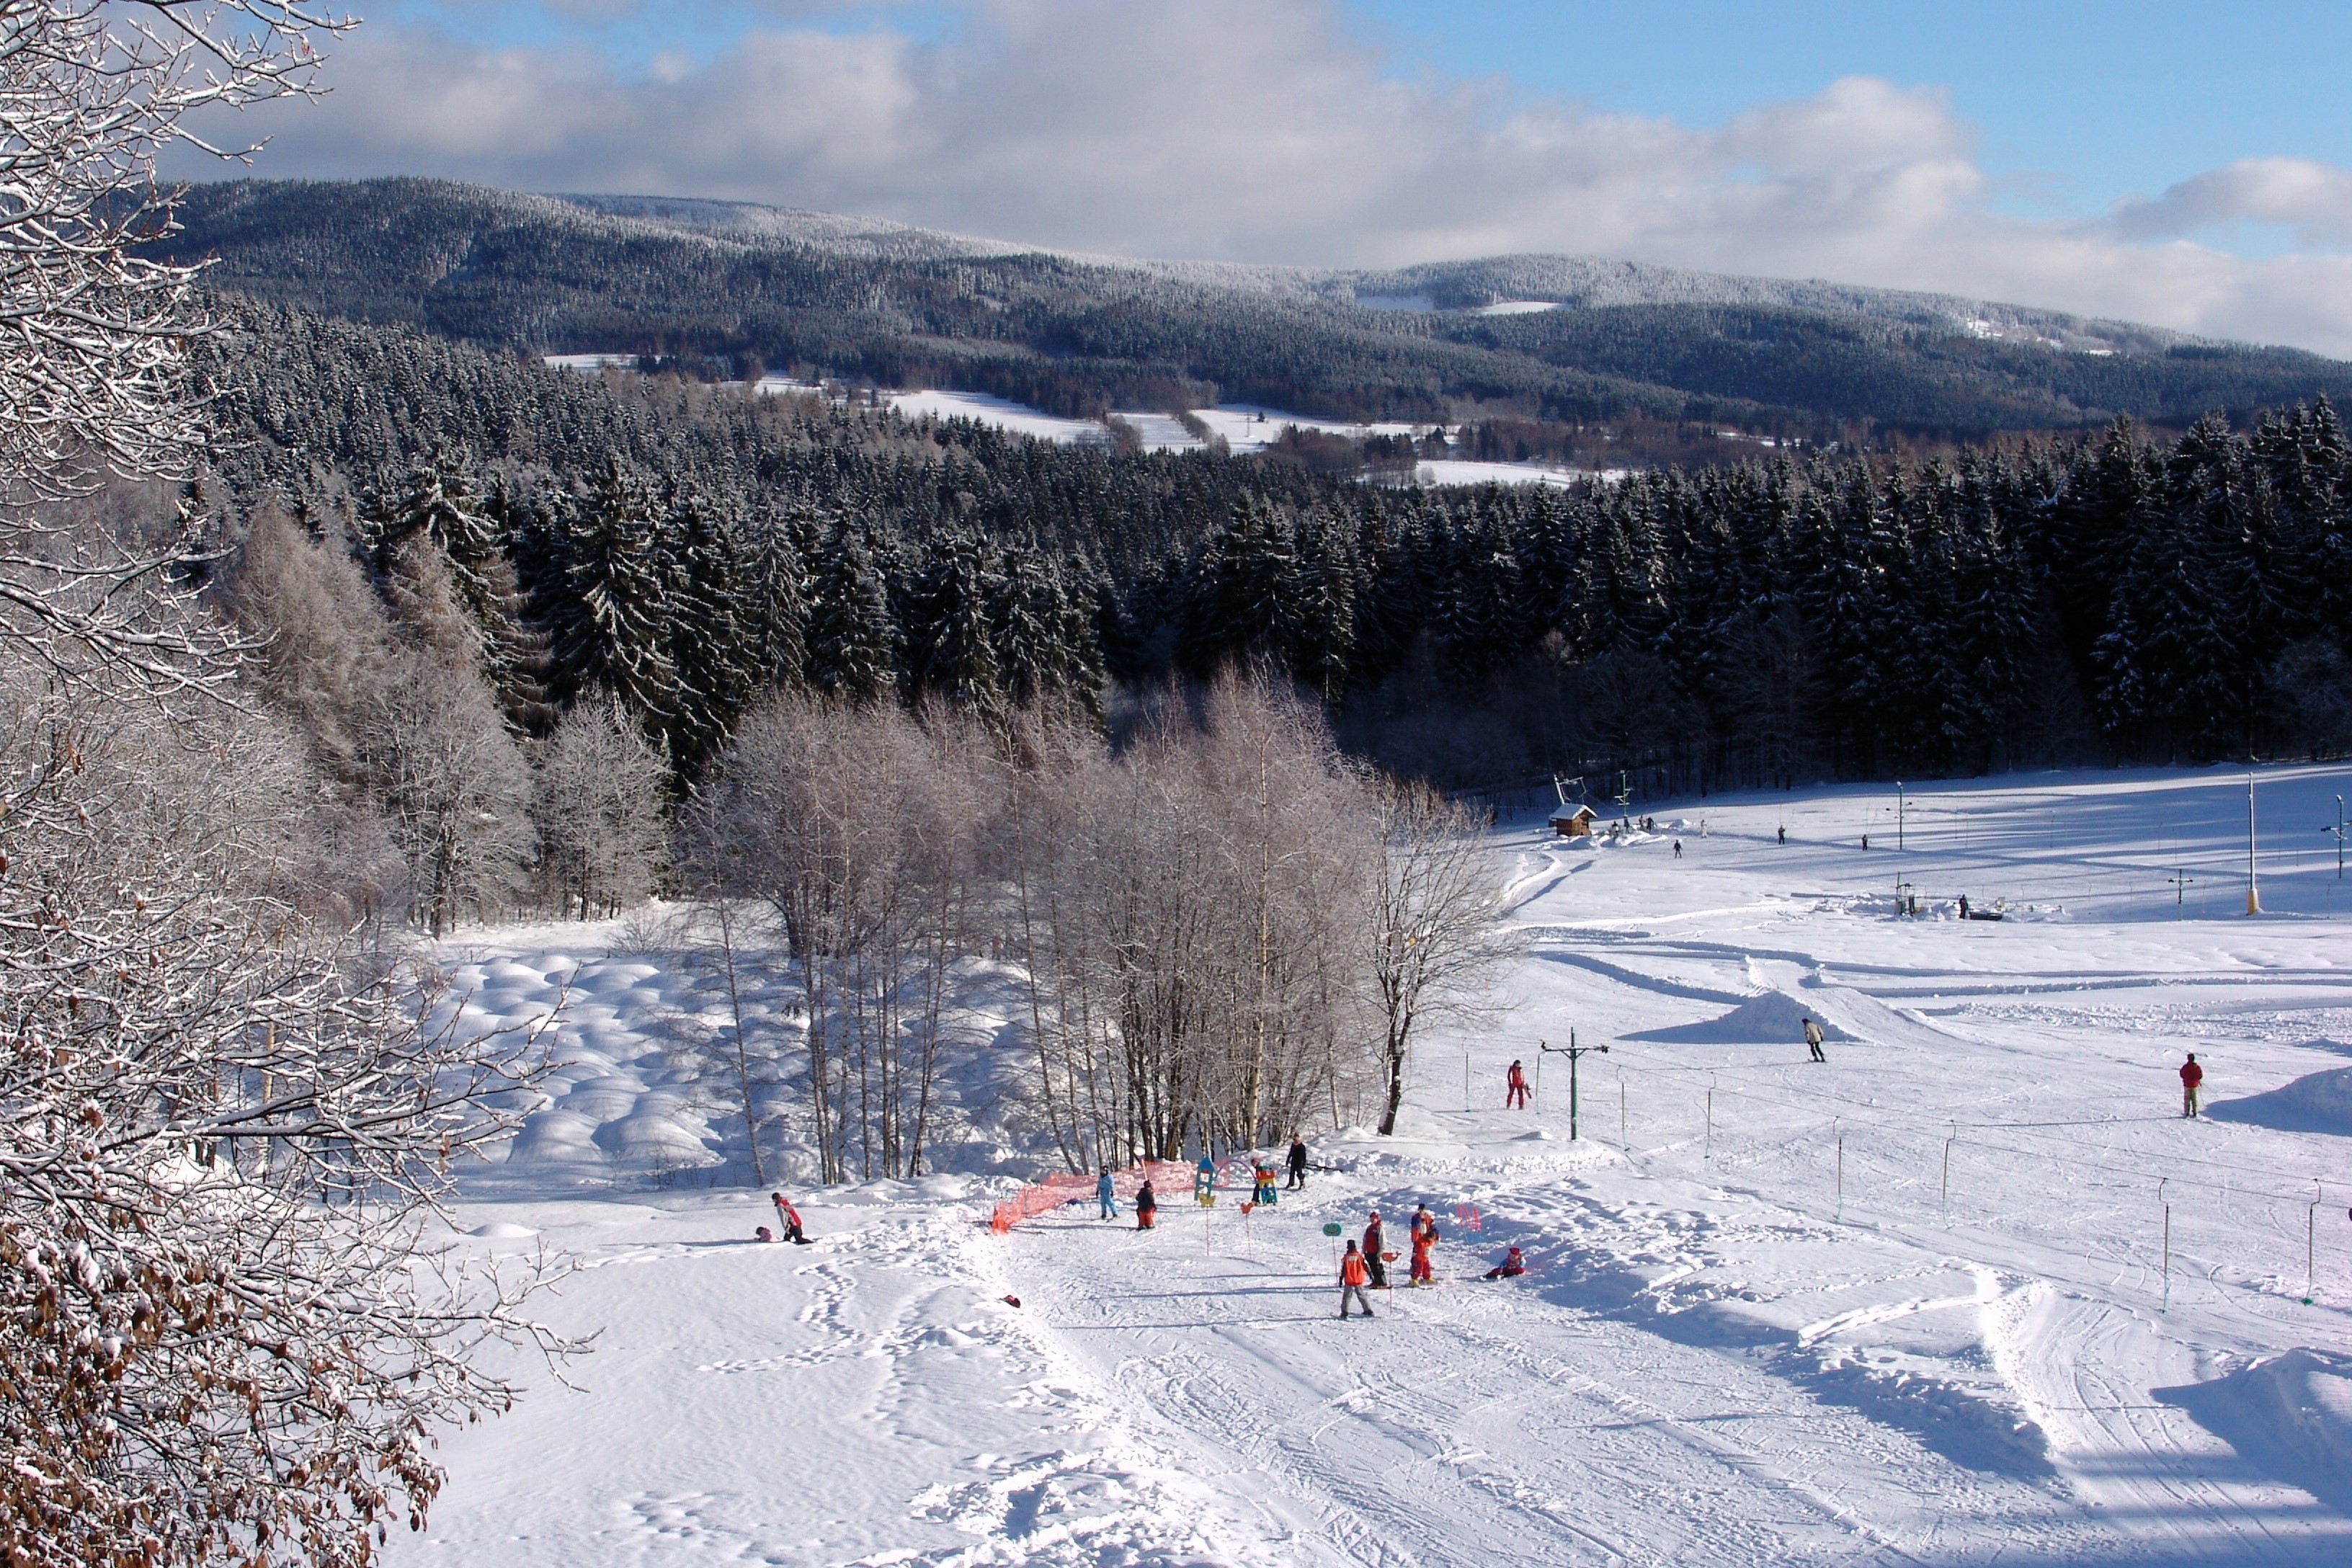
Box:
1550;803;1597;838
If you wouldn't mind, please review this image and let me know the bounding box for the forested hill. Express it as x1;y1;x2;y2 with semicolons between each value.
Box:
195;296;2352;804
157;177;2352;442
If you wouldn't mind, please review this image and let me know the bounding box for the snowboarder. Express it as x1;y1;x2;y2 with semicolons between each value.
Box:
1286;1133;1309;1190
771;1193;812;1245
1804;1017;1826;1064
1484;1246;1528;1280
1409;1203;1440;1286
1136;1178;1157;1229
1363;1210;1389;1289
1194;1153;1217;1206
1506;1059;1529;1110
1778;825;1786;845
2180;1053;2204;1118
1340;1241;1374;1319
1097;1167;1118;1220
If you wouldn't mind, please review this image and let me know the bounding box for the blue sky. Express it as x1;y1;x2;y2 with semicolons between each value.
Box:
213;1;2352;352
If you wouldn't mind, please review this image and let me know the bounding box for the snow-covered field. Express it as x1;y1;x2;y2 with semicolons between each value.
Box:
400;763;2352;1567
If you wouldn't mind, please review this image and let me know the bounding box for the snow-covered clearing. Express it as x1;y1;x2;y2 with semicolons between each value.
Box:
401;763;2352;1566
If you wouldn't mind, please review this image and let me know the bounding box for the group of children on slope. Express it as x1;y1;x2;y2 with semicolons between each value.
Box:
1338;1205;1526;1317
1098;1135;1313;1229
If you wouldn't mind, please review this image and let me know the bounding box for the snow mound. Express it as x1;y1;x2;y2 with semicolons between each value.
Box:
2206;1066;2352;1136
469;1221;538;1239
2161;1350;2352;1515
1628;990;1856;1046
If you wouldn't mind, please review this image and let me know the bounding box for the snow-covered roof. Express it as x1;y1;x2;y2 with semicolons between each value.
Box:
1549;802;1597;821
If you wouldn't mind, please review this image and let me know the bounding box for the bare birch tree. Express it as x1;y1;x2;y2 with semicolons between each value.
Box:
1366;779;1515;1135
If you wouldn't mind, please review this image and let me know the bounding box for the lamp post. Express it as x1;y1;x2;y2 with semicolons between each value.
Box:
2330;795;2346;882
1541;1033;1609;1141
2247;772;2262;917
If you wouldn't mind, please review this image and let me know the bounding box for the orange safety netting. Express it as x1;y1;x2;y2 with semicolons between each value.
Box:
987;1159;1194;1234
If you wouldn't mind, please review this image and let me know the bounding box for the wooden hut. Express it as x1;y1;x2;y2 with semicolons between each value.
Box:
1549;803;1598;838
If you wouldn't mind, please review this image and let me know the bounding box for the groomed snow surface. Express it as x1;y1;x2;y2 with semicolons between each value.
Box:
406;764;2352;1566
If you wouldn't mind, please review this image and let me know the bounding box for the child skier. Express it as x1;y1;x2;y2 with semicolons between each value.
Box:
1484;1246;1527;1280
1505;1059;1528;1110
1340;1240;1374;1319
1135;1178;1157;1229
1097;1166;1118;1220
770;1193;812;1245
1409;1203;1440;1286
2180;1053;2204;1118
1363;1209;1389;1289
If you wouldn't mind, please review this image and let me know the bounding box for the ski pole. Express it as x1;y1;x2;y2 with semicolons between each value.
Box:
2160;1178;2170;1312
1941;1122;1953;1230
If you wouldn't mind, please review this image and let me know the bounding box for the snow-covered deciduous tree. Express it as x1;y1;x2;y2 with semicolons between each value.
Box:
1;15;579;1563
534;699;668;919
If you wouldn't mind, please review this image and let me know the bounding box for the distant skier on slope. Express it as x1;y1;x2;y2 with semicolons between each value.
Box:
1778;825;1786;845
771;1193;812;1245
1484;1246;1528;1280
1135;1177;1158;1229
1097;1167;1118;1220
1340;1240;1374;1319
2180;1053;2204;1118
1409;1203;1440;1286
1286;1133;1309;1190
1506;1059;1529;1110
1804;1017;1827;1064
1363;1209;1389;1290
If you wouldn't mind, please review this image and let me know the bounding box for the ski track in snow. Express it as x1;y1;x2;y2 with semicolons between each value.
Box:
396;763;2352;1566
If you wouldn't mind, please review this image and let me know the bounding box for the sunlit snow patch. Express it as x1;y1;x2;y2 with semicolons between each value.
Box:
1626;989;1856;1046
2206;1064;2352;1136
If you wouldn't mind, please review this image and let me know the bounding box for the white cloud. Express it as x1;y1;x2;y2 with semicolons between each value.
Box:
179;0;2352;356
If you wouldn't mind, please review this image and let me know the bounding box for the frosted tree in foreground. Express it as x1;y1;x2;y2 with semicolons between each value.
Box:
1;6;576;1567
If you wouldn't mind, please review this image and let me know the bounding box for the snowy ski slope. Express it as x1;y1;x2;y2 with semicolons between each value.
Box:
397;763;2352;1567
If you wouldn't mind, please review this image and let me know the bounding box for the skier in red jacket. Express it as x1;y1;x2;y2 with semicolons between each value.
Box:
1340;1241;1374;1319
2180;1054;2204;1118
1506;1059;1529;1110
1409;1204;1440;1286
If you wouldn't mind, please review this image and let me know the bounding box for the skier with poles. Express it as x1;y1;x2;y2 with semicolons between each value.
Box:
1135;1177;1157;1229
1340;1240;1375;1319
1286;1133;1309;1190
1506;1059;1529;1110
1097;1167;1118;1220
770;1193;813;1245
2180;1053;2204;1118
1363;1209;1389;1289
1409;1203;1440;1286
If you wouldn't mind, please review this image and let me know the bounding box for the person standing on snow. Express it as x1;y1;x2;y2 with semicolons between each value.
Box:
1505;1059;1529;1110
1097;1167;1118;1220
1340;1240;1375;1319
1286;1133;1309;1190
1135;1178;1158;1229
1673;839;1682;859
2180;1053;2204;1118
1804;1017;1827;1064
770;1193;812;1245
1363;1209;1389;1289
1409;1203;1440;1286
